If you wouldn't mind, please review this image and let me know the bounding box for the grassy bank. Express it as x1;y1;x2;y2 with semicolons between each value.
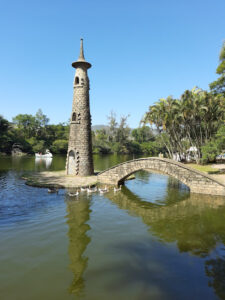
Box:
187;164;220;174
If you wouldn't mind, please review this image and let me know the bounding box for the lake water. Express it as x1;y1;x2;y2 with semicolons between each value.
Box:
0;154;225;300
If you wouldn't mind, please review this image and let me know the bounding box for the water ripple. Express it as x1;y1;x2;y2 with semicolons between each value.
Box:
0;171;66;227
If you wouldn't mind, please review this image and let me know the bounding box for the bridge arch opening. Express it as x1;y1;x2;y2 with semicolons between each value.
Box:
118;168;190;192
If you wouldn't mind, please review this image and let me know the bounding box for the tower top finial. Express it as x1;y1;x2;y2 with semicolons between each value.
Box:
78;38;85;61
72;38;91;69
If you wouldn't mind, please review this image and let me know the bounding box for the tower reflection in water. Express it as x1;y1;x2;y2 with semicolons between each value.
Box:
65;194;91;297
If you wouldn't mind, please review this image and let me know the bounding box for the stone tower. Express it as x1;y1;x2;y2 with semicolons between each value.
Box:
66;39;94;176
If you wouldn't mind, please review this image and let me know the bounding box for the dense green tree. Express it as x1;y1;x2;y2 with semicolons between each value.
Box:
210;42;225;95
0;115;13;153
12;114;37;138
201;125;225;163
7;110;69;154
44;123;69;147
132;126;154;143
140;141;162;156
0;115;9;132
35;109;50;140
201;142;219;163
32;140;46;153
92;129;111;154
51;139;68;154
125;141;142;154
215;125;225;151
143;88;225;163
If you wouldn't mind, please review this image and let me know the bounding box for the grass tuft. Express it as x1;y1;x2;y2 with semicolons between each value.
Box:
188;164;220;174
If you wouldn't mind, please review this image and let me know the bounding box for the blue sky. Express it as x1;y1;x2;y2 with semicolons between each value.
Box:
0;0;224;128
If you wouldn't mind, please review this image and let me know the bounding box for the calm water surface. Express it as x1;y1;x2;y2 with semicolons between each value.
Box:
0;154;225;300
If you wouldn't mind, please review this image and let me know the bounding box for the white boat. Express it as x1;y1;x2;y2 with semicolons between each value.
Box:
35;149;53;158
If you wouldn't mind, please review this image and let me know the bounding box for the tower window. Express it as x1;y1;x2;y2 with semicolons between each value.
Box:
72;112;76;121
69;150;75;158
75;77;79;84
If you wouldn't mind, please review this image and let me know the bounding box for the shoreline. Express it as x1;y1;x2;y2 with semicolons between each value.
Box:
22;170;98;189
22;170;136;189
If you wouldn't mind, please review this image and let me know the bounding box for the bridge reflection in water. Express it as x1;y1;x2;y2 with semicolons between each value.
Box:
107;185;225;257
65;173;225;298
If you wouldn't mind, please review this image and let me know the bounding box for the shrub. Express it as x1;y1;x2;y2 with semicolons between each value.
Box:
201;141;219;164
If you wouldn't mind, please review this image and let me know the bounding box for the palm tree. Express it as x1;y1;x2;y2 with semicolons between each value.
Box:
143;87;225;163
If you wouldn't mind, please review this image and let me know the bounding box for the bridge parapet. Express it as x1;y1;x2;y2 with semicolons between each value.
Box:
97;157;225;196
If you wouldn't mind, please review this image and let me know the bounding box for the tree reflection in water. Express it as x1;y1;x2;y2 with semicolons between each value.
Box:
107;186;225;256
205;257;225;300
65;194;91;297
107;184;225;298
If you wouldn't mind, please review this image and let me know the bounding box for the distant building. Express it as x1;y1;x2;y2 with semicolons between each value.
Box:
172;147;198;162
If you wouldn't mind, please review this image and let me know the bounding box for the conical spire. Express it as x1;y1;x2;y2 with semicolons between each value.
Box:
72;38;91;69
78;38;85;61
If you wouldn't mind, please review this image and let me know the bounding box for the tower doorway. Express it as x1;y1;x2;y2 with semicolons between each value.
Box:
68;150;76;175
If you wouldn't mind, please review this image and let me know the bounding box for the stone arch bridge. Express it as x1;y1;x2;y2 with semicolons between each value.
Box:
97;157;225;196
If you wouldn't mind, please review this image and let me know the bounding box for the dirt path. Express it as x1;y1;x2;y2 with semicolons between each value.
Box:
23;170;98;189
211;164;225;184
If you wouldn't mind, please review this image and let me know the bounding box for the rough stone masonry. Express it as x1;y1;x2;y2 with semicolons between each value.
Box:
98;157;225;196
66;39;94;176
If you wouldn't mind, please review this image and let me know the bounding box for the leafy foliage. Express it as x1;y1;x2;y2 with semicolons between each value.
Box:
0;110;69;154
210;42;225;95
143;88;225;163
201;141;219;164
92;112;164;155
